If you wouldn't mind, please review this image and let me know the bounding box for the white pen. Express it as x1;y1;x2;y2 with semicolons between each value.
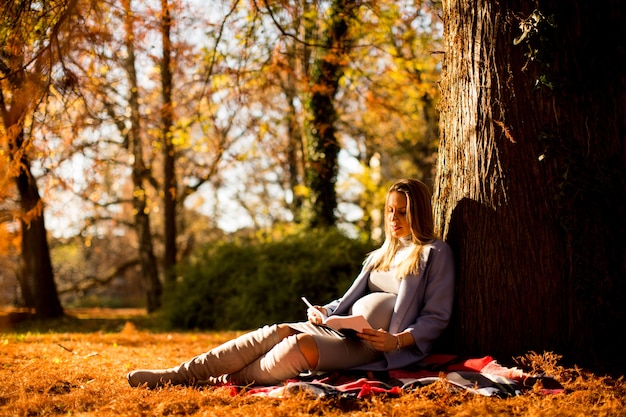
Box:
301;296;325;319
301;296;315;310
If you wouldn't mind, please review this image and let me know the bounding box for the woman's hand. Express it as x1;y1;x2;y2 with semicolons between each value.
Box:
307;306;327;325
357;328;400;352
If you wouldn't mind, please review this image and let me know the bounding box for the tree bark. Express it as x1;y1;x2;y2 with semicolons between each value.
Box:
304;0;357;228
0;1;65;318
1;91;63;318
14;133;64;318
123;0;162;312
161;0;177;285
434;0;625;367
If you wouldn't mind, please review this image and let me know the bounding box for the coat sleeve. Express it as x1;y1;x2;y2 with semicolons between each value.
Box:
404;240;455;356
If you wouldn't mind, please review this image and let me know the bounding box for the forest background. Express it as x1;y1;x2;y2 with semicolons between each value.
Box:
1;1;441;316
1;0;441;317
2;0;625;376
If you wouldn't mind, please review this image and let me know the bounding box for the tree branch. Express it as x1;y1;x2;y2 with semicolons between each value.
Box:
58;258;140;295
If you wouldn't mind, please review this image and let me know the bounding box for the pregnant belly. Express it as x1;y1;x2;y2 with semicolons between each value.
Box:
350;292;397;331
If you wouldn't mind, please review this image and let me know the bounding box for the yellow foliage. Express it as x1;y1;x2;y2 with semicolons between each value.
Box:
0;224;20;256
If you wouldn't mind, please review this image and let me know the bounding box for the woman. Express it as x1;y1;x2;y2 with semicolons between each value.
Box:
128;178;455;388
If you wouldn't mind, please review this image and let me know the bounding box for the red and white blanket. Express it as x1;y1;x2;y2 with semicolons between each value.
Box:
235;354;564;399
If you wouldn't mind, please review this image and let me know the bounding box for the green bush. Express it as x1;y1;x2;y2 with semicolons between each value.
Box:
163;229;377;330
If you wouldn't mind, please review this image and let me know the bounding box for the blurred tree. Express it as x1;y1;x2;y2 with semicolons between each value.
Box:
0;0;445;308
121;0;161;311
28;0;148;309
434;0;625;367
51;0;245;308
160;0;177;284
339;0;443;236
302;0;360;228
246;0;443;233
0;0;80;317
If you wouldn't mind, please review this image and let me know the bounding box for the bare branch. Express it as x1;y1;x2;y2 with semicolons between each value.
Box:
58;257;140;295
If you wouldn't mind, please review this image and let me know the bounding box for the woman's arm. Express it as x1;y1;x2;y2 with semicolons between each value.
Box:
361;241;454;354
358;328;414;352
404;241;455;354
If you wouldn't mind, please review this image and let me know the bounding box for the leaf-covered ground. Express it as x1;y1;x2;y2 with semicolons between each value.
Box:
1;308;625;416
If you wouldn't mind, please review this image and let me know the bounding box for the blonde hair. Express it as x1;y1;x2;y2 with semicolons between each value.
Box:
369;179;437;278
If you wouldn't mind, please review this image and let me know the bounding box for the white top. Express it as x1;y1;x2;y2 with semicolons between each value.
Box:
349;244;412;330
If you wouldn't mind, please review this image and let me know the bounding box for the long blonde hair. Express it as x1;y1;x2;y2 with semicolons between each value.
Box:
369;179;437;278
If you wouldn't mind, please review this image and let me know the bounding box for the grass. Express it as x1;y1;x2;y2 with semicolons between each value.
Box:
1;307;625;416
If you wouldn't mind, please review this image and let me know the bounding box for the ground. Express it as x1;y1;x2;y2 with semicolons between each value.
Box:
1;307;625;416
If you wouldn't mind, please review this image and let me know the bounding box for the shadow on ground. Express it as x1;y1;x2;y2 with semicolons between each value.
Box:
0;307;167;333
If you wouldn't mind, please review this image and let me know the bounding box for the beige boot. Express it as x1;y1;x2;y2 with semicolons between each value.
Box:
127;324;280;388
127;368;188;388
226;334;311;386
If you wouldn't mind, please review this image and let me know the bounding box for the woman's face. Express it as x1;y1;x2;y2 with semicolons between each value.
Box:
387;191;411;238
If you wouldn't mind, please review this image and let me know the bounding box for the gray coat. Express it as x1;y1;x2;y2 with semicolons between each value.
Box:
323;239;455;371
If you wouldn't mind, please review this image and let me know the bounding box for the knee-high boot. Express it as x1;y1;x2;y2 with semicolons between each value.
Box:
225;334;311;386
127;324;281;388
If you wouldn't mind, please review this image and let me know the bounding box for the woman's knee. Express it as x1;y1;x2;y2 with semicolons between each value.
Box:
295;333;319;369
277;324;298;339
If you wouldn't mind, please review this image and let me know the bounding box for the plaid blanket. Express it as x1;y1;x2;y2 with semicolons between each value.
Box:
238;354;564;399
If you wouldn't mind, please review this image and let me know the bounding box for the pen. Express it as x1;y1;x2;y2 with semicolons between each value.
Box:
302;296;325;320
301;296;315;310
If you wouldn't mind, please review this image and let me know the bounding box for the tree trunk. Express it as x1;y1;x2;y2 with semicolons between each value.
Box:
286;91;305;224
123;0;162;312
0;20;64;318
1;98;62;317
303;0;357;228
161;0;177;285
434;0;625;368
14;133;64;318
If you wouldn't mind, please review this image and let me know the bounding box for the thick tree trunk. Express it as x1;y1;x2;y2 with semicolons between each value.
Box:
0;60;63;318
16;145;64;318
434;0;625;368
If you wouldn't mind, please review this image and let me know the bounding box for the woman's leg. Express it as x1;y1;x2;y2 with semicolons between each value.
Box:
225;333;315;386
224;332;379;386
313;334;381;372
128;324;289;388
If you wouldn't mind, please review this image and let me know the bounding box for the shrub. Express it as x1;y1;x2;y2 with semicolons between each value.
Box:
163;229;377;330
